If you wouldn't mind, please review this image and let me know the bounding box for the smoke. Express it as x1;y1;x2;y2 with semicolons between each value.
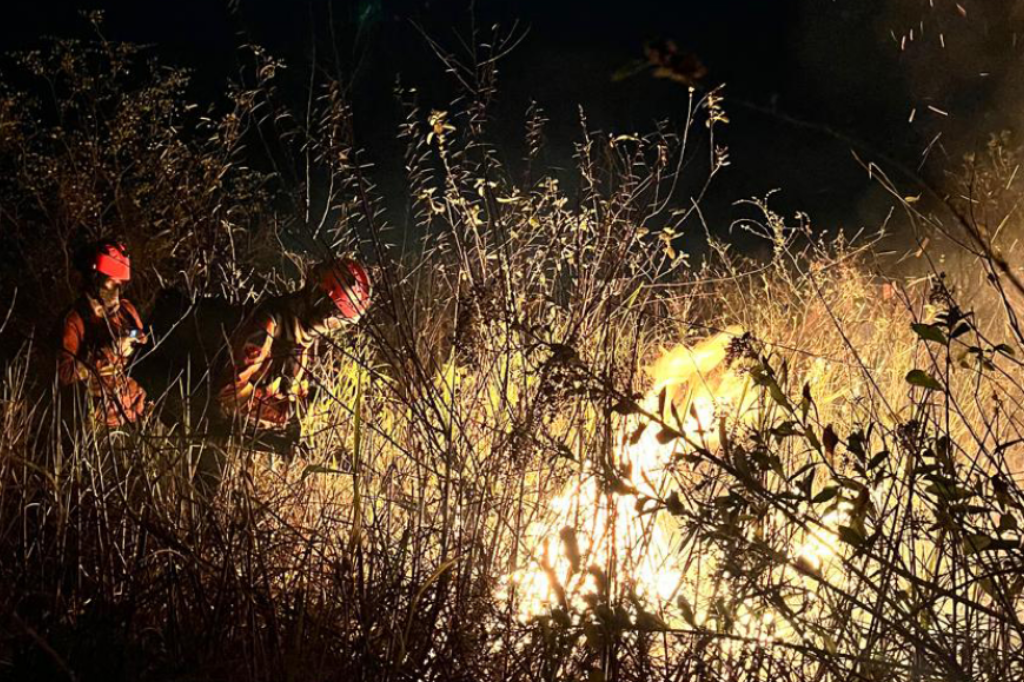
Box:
880;0;1024;326
786;0;1024;316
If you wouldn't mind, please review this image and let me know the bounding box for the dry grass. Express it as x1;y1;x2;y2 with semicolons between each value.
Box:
2;20;1024;682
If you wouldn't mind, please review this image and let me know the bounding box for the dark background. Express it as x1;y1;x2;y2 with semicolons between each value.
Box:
3;0;1021;248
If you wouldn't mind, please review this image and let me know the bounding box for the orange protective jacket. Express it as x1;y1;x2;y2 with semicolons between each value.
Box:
216;299;315;432
58;298;147;427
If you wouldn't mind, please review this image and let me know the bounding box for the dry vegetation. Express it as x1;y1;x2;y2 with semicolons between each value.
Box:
2;18;1024;682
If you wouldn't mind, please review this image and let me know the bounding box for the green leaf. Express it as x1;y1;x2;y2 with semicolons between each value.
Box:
665;491;685;516
805;427;821;452
813;486;839;504
906;369;943;391
635;609;669;631
629;424;646;445
963;534;993;555
964;534;1018;554
838;525;864;546
950;322;972;339
677;595;697;627
925;479;974;501
732;449;751;477
823;425;839;458
799;472;816;499
847;429;869;461
768;381;791;411
867;451;888;470
656;427;682;444
301;464;349;481
912;323;947;345
771;421;800;439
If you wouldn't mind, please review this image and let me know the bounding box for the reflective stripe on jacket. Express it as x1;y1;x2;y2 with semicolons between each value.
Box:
217;299;315;431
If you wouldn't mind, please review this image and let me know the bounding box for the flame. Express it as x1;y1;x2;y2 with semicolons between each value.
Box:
793;506;850;572
501;330;746;620
500;327;849;643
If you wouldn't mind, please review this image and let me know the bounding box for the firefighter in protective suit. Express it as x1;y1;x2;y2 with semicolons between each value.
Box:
57;241;148;428
214;259;372;456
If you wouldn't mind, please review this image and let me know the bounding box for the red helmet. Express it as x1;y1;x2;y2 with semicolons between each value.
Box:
318;259;372;320
92;242;131;282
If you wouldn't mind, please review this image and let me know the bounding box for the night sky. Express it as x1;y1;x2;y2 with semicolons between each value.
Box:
4;0;1020;250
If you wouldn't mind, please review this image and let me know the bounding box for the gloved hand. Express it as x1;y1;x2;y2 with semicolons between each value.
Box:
116;330;147;357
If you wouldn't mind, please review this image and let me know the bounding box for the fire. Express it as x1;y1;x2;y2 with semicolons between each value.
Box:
793;506;850;572
500;327;852;641
500;329;749;621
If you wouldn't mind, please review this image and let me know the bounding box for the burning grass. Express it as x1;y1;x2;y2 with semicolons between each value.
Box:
2;23;1024;682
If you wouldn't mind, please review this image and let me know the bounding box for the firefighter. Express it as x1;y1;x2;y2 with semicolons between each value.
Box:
214;258;372;455
57;241;148;428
